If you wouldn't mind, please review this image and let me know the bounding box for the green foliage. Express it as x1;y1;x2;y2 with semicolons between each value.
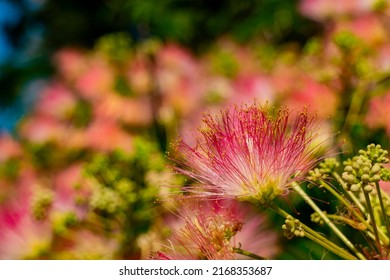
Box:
68;100;93;128
32;189;54;220
37;0;316;51
83;137;166;257
96;33;133;63
0;158;20;181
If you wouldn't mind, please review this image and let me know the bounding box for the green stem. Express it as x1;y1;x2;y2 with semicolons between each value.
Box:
233;248;268;260
375;182;390;239
300;222;356;259
270;205;357;260
363;190;381;252
319;179;365;220
332;173;389;244
324;214;375;241
319;179;388;242
326;214;364;228
343;86;365;132
303;231;357;260
292;182;366;260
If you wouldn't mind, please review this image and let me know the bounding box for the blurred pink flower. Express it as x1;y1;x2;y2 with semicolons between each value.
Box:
201;76;234;103
0;178;51;259
85;119;133;153
152;199;279;260
126;57;153;96
34;82;78;120
231;74;275;105
206;200;280;259
284;76;338;118
55;229;118;259
19;115;70;144
18;114;88;150
365;92;390;136
0;133;22;163
0;207;51;259
271;64;302;97
75;56;115;100
334;14;387;46
93;94;153;126
376;43;390;71
157;43;198;75
299;0;374;20
203;39;261;76
54;48;87;82
173;103;320;204
156;44;203;117
52;163;89;220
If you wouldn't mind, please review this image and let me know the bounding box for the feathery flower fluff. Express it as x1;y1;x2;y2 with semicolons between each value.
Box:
172;103;321;204
151;199;279;260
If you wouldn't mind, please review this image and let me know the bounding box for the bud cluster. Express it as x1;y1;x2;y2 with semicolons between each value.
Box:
382;168;390;182
311;212;325;226
342;145;388;193
282;215;305;239
359;144;389;164
307;158;340;183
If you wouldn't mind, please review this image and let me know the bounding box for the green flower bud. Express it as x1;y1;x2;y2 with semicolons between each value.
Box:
350;184;361;192
363;184;373;193
319;158;340;174
362;166;371;174
361;174;370;182
345;166;354;173
370;174;381;183
342;172;357;184
371;164;381;174
307;168;326;182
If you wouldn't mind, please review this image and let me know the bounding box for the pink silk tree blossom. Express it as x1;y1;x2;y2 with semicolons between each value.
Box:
172;103;321;205
151;199;279;260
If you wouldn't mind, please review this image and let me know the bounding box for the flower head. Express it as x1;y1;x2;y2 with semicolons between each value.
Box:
153;199;242;260
173;102;320;204
0;190;52;259
168;201;242;260
151;199;279;260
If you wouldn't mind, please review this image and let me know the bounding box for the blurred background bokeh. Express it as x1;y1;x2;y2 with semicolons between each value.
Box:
1;0;390;259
